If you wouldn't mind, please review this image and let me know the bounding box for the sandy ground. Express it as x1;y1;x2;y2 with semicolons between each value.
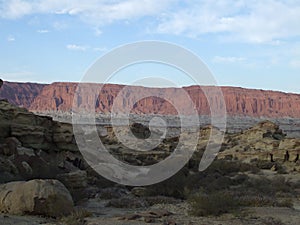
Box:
2;201;299;225
83;203;300;225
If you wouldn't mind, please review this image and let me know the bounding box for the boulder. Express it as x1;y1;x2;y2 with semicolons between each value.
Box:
131;187;149;197
130;122;151;139
0;144;11;156
0;157;19;183
4;137;21;155
56;170;88;190
0;179;74;217
21;161;33;175
56;170;88;202
16;146;35;157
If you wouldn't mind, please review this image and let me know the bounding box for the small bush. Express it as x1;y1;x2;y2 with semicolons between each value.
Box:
189;191;238;216
245;176;293;196
146;168;189;199
205;160;260;175
60;208;92;225
255;160;286;174
277;198;293;208
236;193;278;207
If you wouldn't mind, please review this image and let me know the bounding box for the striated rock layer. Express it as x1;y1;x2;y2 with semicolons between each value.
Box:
0;81;46;108
1;81;300;118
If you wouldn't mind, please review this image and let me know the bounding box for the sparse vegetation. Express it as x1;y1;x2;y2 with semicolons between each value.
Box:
255;159;287;173
260;217;286;225
145;167;189;199
189;177;294;217
60;208;92;225
189;190;238;216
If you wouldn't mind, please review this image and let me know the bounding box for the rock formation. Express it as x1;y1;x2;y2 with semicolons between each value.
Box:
1;80;300;118
1;95;300;222
0;99;89;199
218;120;300;166
0;179;74;217
0;99;78;152
0;80;45;108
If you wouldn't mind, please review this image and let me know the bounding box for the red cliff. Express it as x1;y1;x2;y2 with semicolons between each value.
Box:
0;81;46;108
1;81;300;118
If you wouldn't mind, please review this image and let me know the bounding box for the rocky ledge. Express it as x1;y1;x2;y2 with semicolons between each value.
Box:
1;98;300;224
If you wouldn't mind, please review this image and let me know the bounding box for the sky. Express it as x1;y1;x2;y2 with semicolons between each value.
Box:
1;0;300;93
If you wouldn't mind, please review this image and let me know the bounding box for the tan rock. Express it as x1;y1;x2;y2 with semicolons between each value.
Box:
0;179;74;217
279;138;300;150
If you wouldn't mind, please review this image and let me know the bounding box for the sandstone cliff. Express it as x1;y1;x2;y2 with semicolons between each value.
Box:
1;80;300;118
0;81;46;108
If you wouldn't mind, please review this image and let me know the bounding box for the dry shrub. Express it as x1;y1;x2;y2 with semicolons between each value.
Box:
189;191;238;216
60;208;92;225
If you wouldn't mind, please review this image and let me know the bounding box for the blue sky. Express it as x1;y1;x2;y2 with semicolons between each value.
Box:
1;0;300;93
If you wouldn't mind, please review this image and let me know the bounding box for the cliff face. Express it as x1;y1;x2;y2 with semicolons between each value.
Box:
29;82;78;112
220;87;299;117
209;86;300;118
0;81;46;108
1;81;300;118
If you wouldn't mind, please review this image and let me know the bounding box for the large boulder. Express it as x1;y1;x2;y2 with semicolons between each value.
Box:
0;179;74;217
130;122;151;139
56;170;88;202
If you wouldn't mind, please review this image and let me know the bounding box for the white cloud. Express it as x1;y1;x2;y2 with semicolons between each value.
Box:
66;44;88;51
2;0;300;44
37;29;49;33
93;47;107;52
156;0;300;44
0;0;32;19
7;35;15;41
0;0;172;25
94;27;102;36
213;56;245;63
52;21;68;30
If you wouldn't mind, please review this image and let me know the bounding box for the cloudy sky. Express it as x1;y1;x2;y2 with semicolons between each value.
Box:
1;0;300;92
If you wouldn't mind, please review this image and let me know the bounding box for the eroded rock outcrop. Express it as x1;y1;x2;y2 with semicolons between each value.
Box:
1;80;300;118
0;81;45;108
218;121;300;166
0;99;78;152
0;99;89;195
0;179;74;217
29;83;300;118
